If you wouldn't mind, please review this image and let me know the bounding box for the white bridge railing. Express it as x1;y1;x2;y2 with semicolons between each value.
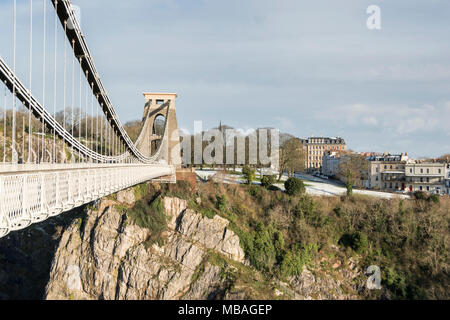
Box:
0;164;175;238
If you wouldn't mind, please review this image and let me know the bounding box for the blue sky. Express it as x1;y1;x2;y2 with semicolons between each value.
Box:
1;0;449;158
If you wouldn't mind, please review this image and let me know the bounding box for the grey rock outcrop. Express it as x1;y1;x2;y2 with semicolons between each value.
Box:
43;189;362;300
45;195;245;300
116;189;136;205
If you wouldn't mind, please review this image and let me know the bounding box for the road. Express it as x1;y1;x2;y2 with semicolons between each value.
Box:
195;169;410;200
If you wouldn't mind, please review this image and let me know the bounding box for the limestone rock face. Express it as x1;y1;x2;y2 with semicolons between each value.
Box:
176;210;245;263
43;191;362;301
287;263;361;300
116;189;135;206
45;196;245;300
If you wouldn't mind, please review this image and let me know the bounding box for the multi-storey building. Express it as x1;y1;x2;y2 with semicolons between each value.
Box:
445;164;450;195
367;153;408;191
405;162;446;194
322;152;341;177
303;137;346;172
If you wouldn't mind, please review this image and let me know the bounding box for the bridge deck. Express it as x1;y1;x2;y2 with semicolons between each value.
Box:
0;164;175;238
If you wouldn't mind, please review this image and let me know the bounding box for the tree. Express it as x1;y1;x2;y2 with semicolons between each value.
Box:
242;166;256;185
261;175;276;189
278;138;306;180
337;154;369;196
284;177;305;196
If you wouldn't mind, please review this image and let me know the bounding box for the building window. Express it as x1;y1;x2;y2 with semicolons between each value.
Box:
427;169;430;174
410;169;412;173
419;186;423;191
420;169;423;173
156;99;164;105
426;186;430;191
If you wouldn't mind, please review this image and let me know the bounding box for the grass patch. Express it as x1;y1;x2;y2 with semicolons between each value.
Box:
127;195;168;247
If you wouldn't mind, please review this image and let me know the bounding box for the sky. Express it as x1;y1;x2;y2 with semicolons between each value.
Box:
0;0;449;158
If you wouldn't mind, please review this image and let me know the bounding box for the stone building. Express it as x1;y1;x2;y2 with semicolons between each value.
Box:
322;152;341;177
303;136;346;172
445;164;450;195
367;153;409;191
405;162;446;194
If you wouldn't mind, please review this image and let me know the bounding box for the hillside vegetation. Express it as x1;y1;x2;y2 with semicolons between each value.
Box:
150;180;449;299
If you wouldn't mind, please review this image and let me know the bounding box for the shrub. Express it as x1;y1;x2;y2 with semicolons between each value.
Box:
268;185;281;191
339;231;369;254
429;194;440;204
261;175;276;189
279;243;318;279
384;268;407;298
238;223;284;272
133;183;148;200
162;180;193;200
242;166;256;185
127;196;167;246
216;194;227;212
351;231;369;254
284;177;305;196
413;191;427;200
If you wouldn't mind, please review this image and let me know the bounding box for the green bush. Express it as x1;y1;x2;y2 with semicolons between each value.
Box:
127;196;167;246
384;268;407;298
339;231;369;254
352;231;369;254
279;243;318;279
242;166;256;185
238;223;284;272
429;194;440;204
284;177;305;196
216;194;227;212
261;175;276;189
413;191;427;200
133;183;148;200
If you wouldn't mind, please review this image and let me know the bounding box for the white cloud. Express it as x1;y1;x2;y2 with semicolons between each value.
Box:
274;116;294;131
318;102;450;135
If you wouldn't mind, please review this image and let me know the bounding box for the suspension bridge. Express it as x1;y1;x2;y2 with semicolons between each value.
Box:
0;0;182;238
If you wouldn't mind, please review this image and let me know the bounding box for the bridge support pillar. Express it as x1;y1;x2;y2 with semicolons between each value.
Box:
137;93;182;168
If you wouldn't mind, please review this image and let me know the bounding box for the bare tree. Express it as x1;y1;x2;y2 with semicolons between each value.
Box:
278;138;306;180
337;154;369;196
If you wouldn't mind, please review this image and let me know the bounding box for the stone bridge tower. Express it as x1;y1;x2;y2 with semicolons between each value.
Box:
136;93;181;167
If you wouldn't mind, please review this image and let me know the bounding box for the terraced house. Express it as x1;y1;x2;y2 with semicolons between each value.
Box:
445;163;450;195
367;154;409;191
405;162;446;194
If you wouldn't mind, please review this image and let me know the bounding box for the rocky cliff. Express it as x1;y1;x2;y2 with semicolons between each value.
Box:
43;186;363;300
45;192;246;300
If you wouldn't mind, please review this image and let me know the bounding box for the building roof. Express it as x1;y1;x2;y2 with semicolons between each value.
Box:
368;154;408;162
304;137;346;144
